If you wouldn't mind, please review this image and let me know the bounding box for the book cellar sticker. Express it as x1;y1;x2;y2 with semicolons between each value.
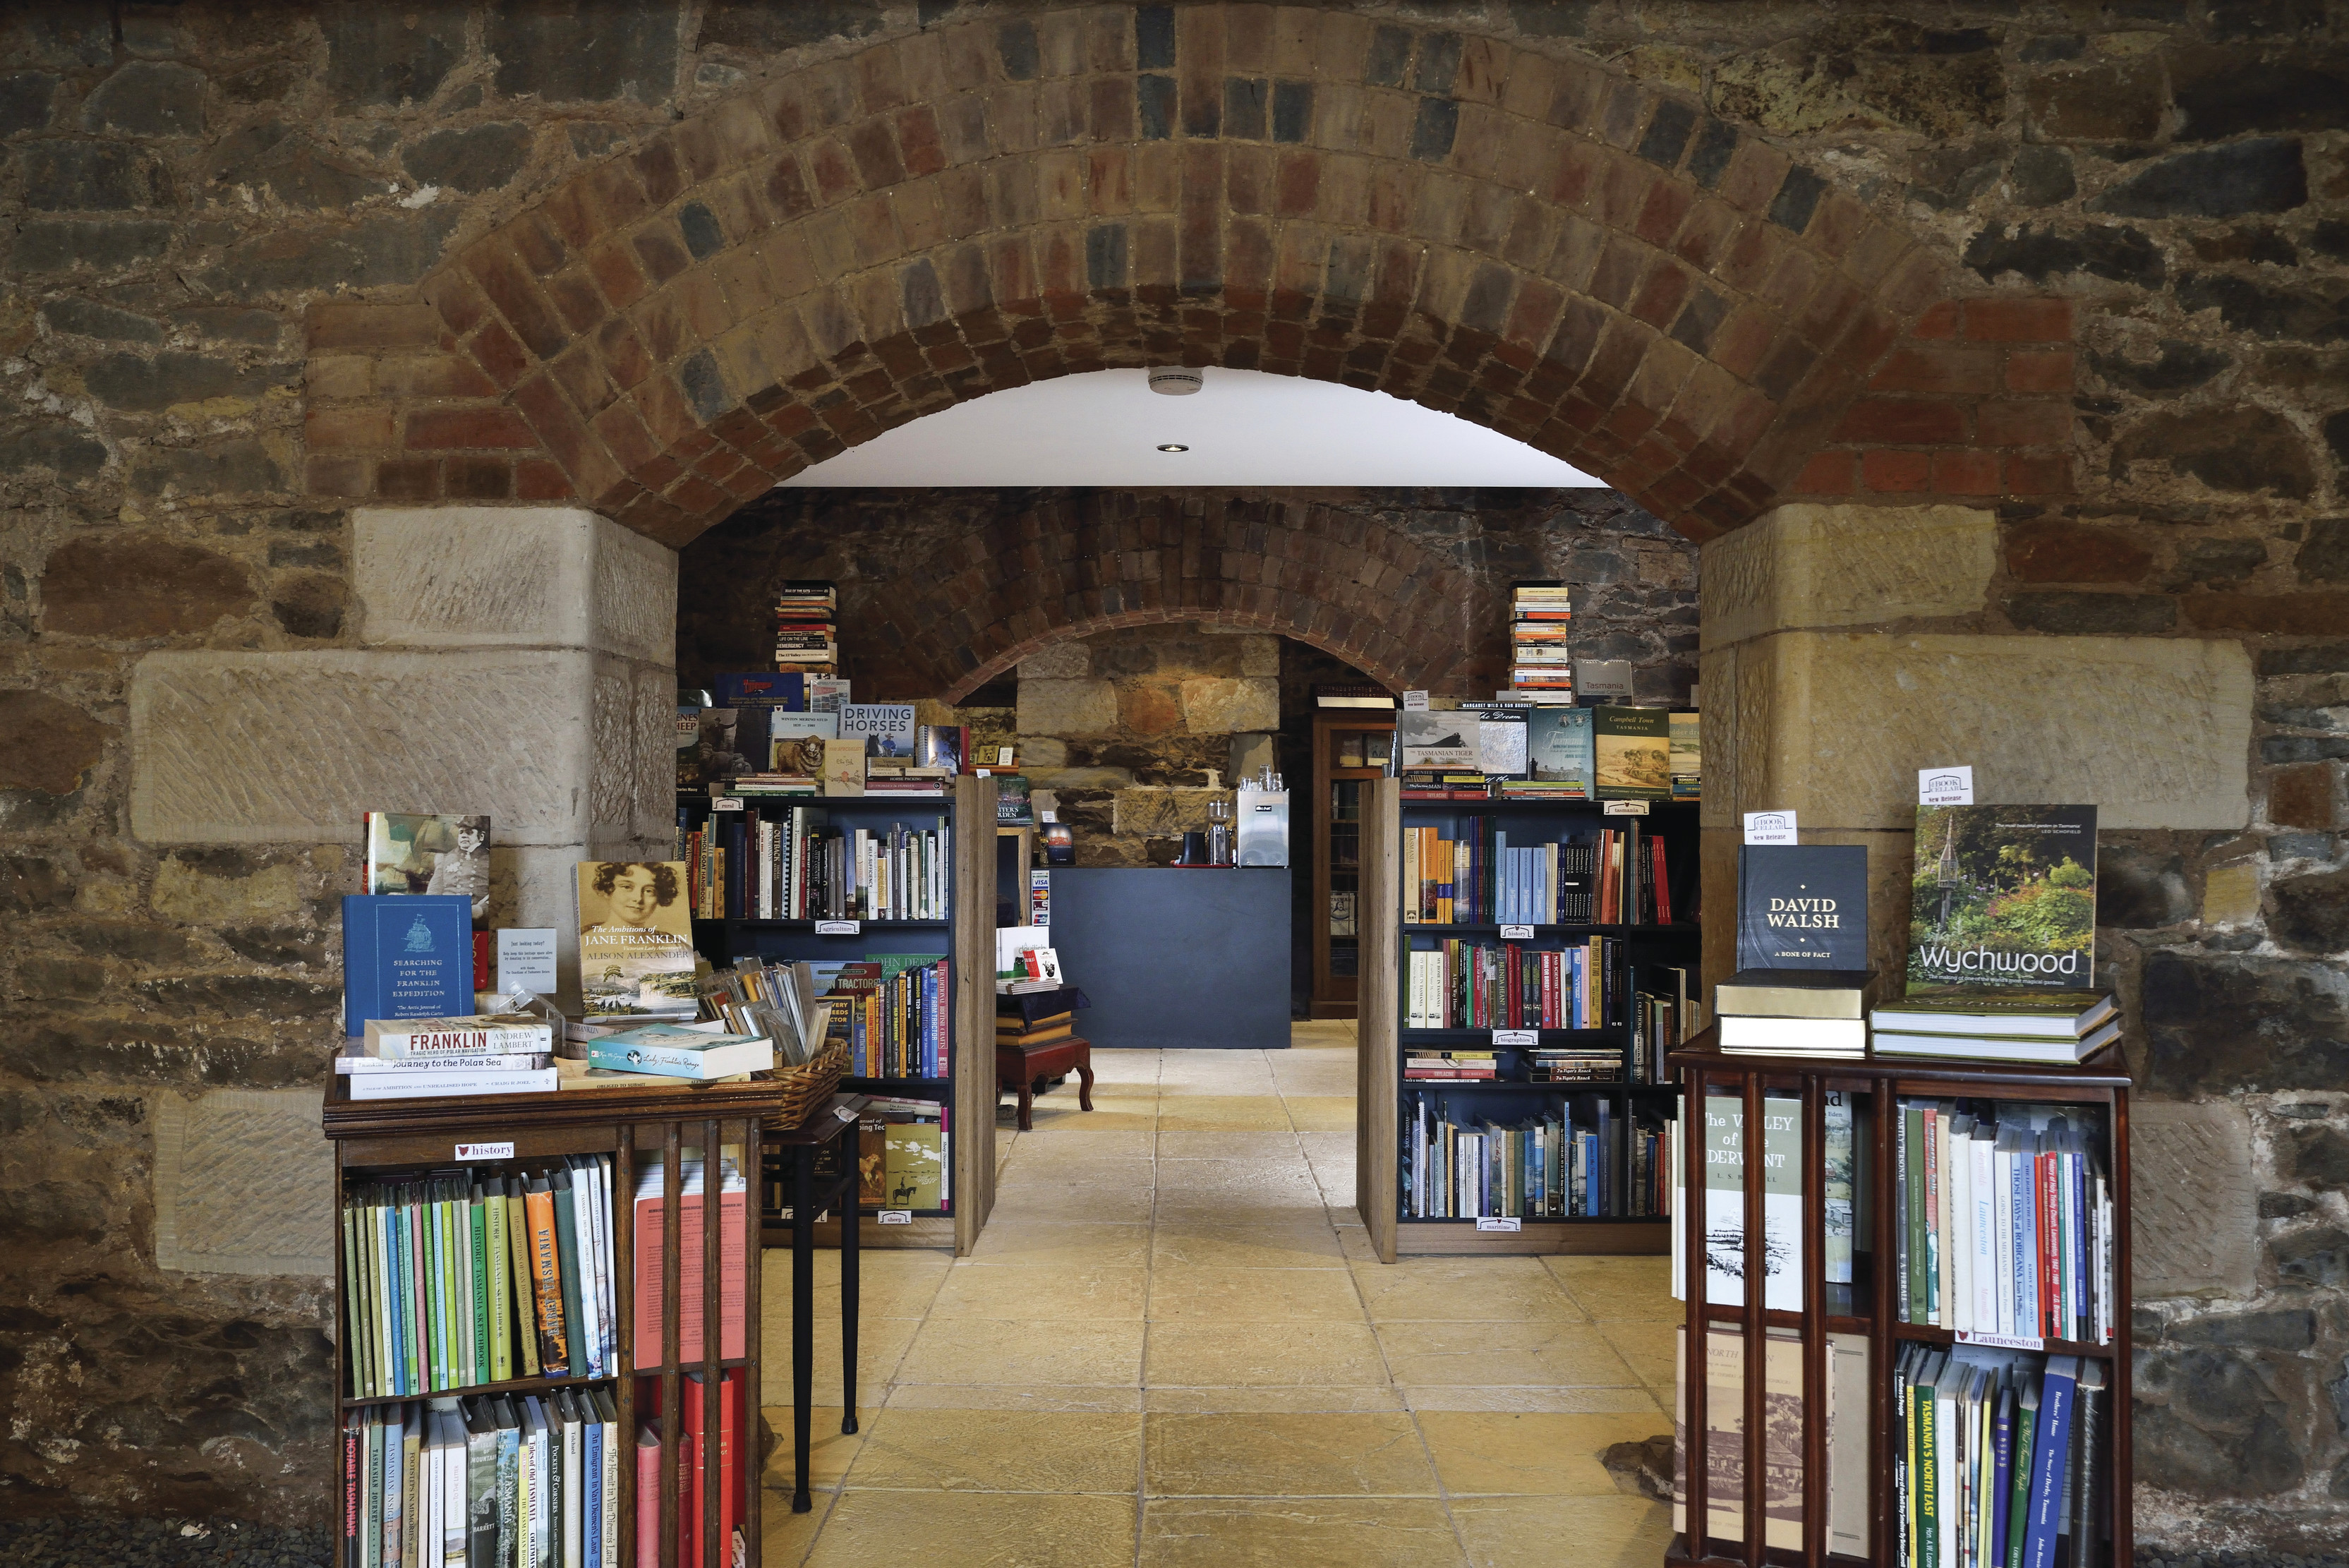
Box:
878;1210;912;1224
711;796;744;811
1742;809;1797;844
1918;764;1975;806
814;919;860;934
1401;689;1430;710
1492;1028;1538;1047
455;1141;514;1161
1475;1216;1523;1233
1499;924;1535;941
1603;799;1650;815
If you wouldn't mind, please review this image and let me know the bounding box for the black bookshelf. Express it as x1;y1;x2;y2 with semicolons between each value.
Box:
1387;795;1701;1255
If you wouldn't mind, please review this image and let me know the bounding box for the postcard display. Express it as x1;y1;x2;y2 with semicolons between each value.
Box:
1667;1044;2134;1566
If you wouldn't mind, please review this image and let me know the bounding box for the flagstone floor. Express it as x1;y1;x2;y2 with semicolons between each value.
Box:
756;1020;1676;1567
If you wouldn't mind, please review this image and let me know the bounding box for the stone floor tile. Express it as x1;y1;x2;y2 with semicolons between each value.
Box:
1542;1254;1679;1320
759;1405;880;1492
1281;1094;1360;1130
984;1178;1155;1224
1348;1258;1588;1323
963;1219;1152;1268
883;1383;1144;1412
998;1128;1157;1164
1144;1411;1437;1497
757;1488;833;1567
1373;1320;1642;1388
803;1489;1137;1568
928;1260;1149;1320
1155;1094;1295;1130
895;1315;1147;1387
1149;1221;1348;1269
841;1408;1141;1492
1138;1496;1467;1568
1399;1386;1664;1414
1414;1410;1677;1495
1147;1264;1368;1322
1449;1494;1672;1568
763;1314;923;1407
1597;1317;1677;1389
1156;1129;1303;1160
762;1248;952;1322
1145;1320;1389;1387
1141;1385;1408;1413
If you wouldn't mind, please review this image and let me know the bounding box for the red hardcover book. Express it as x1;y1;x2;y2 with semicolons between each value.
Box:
635;1423;663;1568
1504;943;1522;1030
1651;838;1673;925
681;1376;704;1568
632;1166;747;1370
2040;1148;2063;1339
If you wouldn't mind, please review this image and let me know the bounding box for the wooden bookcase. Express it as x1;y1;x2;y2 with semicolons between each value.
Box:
684;776;999;1255
1668;1034;2133;1567
1310;711;1396;1020
322;1077;777;1568
1357;779;1703;1261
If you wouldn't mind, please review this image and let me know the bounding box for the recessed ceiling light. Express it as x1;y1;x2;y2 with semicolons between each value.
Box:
1157;443;1188;452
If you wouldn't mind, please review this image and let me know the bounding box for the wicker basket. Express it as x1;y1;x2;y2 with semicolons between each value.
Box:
768;1035;849;1127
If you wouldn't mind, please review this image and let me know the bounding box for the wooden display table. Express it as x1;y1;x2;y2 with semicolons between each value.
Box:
996;1037;1094;1130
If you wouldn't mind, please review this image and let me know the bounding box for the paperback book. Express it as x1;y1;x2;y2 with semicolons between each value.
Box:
363;812;492;923
1907;804;2097;995
574;862;697;1018
1594;706;1671;801
1523;706;1595;795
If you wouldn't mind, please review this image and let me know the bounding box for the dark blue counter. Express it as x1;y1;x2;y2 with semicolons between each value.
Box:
1039;867;1291;1049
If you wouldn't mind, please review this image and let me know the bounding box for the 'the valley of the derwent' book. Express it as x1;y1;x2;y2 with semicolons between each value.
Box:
1906;803;2098;994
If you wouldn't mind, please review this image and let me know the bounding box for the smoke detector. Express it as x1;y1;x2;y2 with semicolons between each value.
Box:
1147;367;1204;396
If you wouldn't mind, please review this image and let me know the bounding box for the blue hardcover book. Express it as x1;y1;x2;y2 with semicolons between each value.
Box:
1735;844;1870;972
2024;1356;2079;1568
342;894;472;1036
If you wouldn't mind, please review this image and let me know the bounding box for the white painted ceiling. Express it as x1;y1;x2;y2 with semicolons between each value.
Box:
780;366;1602;487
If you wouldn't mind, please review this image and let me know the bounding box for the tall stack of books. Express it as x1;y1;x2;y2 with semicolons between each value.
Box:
338;1014;559;1100
772;580;837;675
1508;584;1574;701
1720;843;1871;1058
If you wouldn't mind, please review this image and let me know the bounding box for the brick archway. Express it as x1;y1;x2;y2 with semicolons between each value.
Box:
302;8;2074;546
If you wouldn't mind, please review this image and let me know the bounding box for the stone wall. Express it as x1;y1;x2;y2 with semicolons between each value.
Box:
0;0;2345;1546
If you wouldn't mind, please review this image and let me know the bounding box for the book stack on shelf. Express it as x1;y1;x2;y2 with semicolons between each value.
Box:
1506;582;1576;702
772;581;838;676
996;985;1086;1049
339;1014;558;1101
1720;841;1874;1059
1875;990;2120;1064
850;1098;948;1212
344;1389;623;1568
1402;1094;1667;1220
1893;1347;2110;1568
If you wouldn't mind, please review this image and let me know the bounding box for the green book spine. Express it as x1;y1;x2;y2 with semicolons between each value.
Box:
470;1188;490;1387
505;1183;541;1380
2007;1387;2038;1568
433;1187;455;1391
341;1204;363;1398
401;1194;423;1399
420;1189;440;1392
550;1178;585;1375
363;1200;385;1399
485;1185;511;1385
1902;1359;1920;1567
1904;1104;1928;1326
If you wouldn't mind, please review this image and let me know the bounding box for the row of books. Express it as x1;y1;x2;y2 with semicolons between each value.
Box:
1672;1092;1866;1310
1506;582;1574;697
1897;1099;2115;1346
1713;960;2118;1069
1403;1047;1628;1083
1403;937;1619;1031
1401;1094;1667;1219
341;1389;629;1568
1895;1346;2108;1568
1396;704;1698;801
682;807;951;922
1629;972;1694;1085
1674;1325;1871;1555
340;1159;617;1397
1402;821;1673;926
832;956;950;1080
773;579;837;673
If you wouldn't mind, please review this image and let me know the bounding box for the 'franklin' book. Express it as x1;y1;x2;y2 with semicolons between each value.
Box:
1735;845;1870;972
342;894;473;1035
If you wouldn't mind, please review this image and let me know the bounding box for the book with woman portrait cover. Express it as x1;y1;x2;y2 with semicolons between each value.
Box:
576;861;698;1018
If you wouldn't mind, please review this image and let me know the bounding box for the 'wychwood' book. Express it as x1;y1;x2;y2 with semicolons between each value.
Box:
1907;804;2098;994
574;862;697;1018
1735;845;1869;972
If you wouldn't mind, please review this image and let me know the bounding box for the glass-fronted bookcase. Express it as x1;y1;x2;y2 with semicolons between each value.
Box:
1310;711;1396;1019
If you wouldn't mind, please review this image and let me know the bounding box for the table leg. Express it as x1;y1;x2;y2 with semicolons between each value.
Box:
840;1163;860;1435
1076;1054;1094;1113
792;1150;814;1514
1017;1078;1033;1132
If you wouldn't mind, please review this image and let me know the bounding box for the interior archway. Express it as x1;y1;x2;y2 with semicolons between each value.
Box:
300;9;2072;544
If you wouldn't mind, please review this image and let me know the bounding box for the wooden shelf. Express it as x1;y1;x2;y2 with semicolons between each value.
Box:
1672;1030;2134;1564
1402;922;1701;936
340;1369;615;1409
692;917;950;929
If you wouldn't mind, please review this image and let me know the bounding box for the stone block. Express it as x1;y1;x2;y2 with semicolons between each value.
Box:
2132;1099;2258;1300
2204;860;2262;925
1017;642;1089;679
1229;732;1276;783
129;649;612;846
1700;502;1996;650
1016;678;1118;735
1111;788;1217;837
354;506;677;664
1698;632;2252;831
1179;676;1279;733
152;1088;332;1276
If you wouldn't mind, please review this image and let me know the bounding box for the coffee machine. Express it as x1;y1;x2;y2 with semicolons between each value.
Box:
1234;770;1290;868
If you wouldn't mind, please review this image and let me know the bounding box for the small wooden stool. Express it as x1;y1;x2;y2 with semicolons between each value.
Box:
996;1036;1094;1131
